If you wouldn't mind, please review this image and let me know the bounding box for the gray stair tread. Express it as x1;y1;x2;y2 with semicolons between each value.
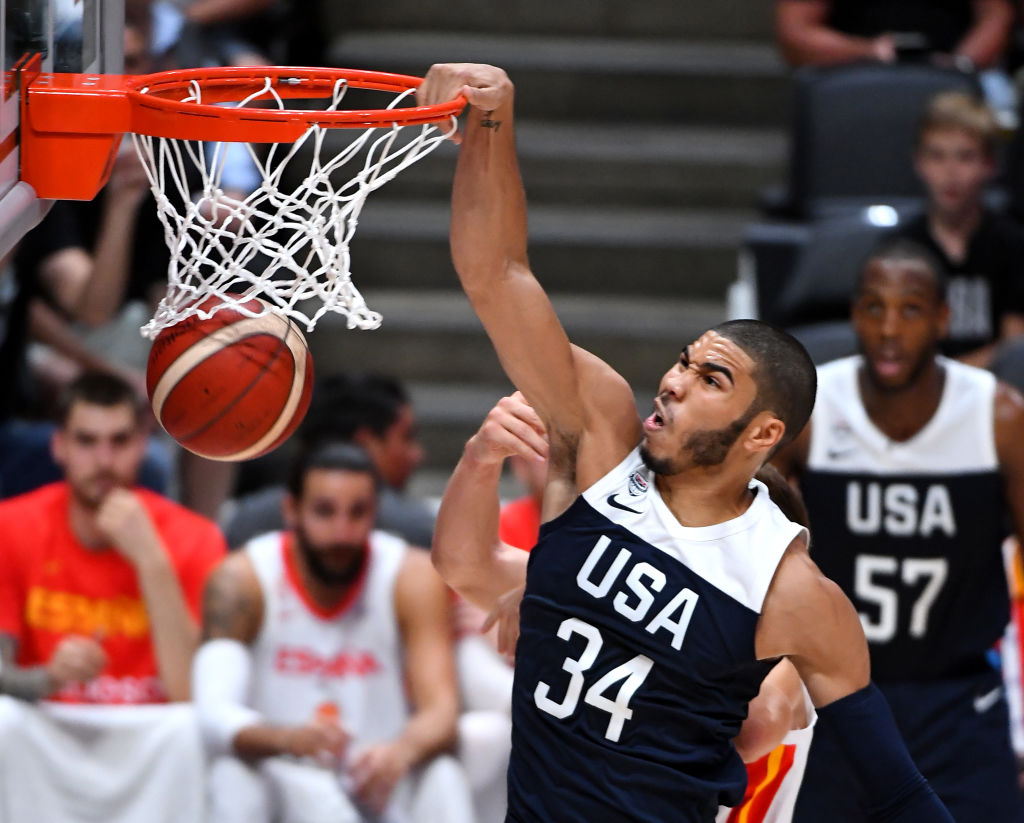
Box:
327;0;775;42
357;200;752;247
406;380;671;425
332;31;785;77
513;122;786;167
325;121;786;168
353;290;726;341
406;382;512;424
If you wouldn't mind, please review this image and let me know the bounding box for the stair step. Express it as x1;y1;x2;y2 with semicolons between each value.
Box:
329;32;791;126
345;199;749;299
308;122;785;208
327;0;776;42
305;289;726;389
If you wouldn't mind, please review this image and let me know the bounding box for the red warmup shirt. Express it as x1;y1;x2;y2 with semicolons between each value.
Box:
498;495;542;552
0;482;226;704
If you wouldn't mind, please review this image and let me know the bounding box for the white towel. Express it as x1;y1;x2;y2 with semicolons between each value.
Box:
0;697;204;823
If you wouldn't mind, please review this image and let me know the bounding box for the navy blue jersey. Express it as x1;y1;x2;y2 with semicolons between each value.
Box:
801;356;1009;681
507;448;805;823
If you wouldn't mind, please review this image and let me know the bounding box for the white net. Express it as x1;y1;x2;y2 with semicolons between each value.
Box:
132;77;456;339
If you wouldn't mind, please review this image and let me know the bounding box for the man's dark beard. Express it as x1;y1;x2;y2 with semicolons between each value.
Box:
294;528;366;588
640;407;757;475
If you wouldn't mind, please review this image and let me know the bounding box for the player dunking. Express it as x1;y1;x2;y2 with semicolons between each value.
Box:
420;63;952;822
444;393;816;823
773;237;1024;823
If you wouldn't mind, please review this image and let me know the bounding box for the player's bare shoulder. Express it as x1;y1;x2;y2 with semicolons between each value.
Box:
201;551;264;643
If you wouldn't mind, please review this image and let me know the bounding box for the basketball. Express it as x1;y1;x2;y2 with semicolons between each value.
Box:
146;296;314;461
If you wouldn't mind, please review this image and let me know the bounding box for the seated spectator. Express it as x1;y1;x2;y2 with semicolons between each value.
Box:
193;442;474;823
0;371;226;822
892;90;1024;366
775;0;1014;70
775;0;1017;122
224;371;434;548
15;0;254;518
0;255;171;498
155;0;325;68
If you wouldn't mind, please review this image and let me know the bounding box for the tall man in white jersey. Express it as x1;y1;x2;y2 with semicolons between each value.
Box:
419;63;953;821
192;443;474;823
772;237;1024;822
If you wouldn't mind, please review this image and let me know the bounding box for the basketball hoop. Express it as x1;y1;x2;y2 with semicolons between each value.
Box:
18;61;465;338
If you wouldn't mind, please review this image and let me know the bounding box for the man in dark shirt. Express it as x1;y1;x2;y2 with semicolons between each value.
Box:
775;0;1014;69
893;90;1024;365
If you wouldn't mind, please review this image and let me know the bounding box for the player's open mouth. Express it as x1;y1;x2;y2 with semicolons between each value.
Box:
644;405;666;431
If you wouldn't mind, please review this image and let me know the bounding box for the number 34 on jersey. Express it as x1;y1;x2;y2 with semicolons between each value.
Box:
532;535;701;742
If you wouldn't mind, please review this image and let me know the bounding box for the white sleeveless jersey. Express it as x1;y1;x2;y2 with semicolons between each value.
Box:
803;355;1008;680
808;355;997;475
579;448;807;615
244;530;409;748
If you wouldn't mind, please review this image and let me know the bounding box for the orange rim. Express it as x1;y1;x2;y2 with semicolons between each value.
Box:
125;66;466;133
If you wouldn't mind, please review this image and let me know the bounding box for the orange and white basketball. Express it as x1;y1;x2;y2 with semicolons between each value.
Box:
146;296;314;461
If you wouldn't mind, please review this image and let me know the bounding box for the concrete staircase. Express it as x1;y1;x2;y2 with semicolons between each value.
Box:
302;3;791;496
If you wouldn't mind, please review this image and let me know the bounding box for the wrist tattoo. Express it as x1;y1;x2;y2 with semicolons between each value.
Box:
480;111;502;131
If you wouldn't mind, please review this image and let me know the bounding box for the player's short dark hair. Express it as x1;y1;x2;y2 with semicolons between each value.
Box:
856;235;948;303
711;319;817;455
287;441;380;499
58;372;143;426
299;372;410;448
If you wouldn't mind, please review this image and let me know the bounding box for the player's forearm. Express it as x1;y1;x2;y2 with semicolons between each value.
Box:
820;684;954;822
394;699;459;769
451;97;528;298
135;549;200;701
431;449;505;606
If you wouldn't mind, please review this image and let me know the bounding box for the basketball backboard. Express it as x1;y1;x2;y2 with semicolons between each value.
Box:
0;0;122;257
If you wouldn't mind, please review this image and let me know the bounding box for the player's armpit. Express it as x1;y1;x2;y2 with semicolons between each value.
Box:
199;552;264;644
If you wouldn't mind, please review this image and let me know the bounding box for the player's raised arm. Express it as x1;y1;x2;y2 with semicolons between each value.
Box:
432;394;542;609
757;544;954;821
419;64;635;462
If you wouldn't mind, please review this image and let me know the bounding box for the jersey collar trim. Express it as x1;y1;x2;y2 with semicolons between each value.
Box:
281;532;370;621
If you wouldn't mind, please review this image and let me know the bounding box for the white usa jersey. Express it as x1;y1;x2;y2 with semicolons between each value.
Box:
802;355;1008;681
244;530;409;748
